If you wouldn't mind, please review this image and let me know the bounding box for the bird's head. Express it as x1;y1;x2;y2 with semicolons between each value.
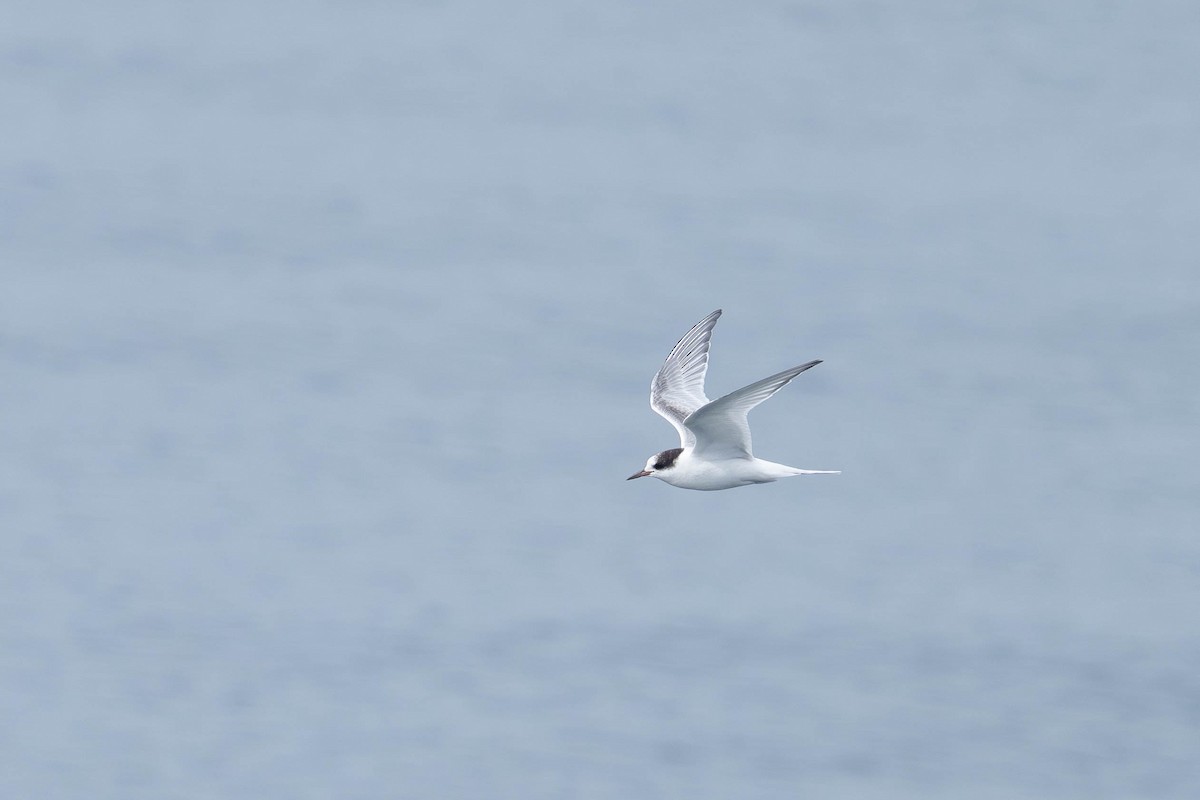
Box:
627;447;684;481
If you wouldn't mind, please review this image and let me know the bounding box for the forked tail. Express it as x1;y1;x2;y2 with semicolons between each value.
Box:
759;460;840;479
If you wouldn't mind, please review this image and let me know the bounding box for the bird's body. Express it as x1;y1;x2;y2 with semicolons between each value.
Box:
648;450;826;491
627;309;839;491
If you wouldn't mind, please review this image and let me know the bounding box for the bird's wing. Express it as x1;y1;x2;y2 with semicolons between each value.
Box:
683;360;822;459
650;309;722;448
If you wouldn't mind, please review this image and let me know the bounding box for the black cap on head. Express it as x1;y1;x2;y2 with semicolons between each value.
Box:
653;448;683;470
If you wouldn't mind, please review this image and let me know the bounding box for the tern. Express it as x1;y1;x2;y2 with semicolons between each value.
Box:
627;309;839;491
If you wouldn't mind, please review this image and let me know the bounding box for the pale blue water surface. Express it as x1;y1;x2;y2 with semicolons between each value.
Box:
2;2;1199;798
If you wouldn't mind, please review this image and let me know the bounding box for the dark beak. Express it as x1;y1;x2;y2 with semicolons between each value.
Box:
626;470;652;480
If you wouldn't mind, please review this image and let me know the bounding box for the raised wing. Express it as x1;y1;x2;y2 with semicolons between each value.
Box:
684;360;822;459
650;309;722;447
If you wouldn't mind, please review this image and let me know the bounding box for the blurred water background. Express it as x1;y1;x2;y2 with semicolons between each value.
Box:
2;1;1199;798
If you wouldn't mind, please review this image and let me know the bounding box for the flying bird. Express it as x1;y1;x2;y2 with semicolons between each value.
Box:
627;309;839;491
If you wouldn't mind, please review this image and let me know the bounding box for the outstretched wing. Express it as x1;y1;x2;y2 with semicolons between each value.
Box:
650;309;722;447
684;360;822;459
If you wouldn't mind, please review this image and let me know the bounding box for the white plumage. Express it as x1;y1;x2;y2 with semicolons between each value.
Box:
628;309;839;491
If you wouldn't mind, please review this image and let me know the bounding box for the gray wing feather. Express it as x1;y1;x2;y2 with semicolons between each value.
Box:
649;309;722;447
684;360;822;459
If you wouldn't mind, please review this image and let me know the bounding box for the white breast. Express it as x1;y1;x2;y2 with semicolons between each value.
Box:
653;450;779;491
